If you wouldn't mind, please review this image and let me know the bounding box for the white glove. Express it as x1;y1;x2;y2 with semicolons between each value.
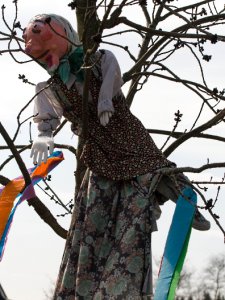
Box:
30;136;54;165
99;111;112;126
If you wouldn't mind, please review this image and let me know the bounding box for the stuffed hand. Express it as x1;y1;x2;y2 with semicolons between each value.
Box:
99;111;113;126
30;136;54;165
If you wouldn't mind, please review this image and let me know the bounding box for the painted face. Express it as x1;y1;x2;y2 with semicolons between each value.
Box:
23;18;69;71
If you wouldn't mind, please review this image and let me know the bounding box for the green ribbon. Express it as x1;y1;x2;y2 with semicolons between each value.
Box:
57;46;84;84
167;226;192;300
154;187;196;300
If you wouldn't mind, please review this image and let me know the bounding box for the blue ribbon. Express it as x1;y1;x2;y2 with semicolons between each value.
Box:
154;187;197;300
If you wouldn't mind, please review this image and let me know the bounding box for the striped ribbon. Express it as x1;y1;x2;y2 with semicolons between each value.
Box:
0;151;64;260
154;187;197;300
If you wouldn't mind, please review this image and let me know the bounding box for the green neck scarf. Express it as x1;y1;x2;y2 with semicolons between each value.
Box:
56;46;84;84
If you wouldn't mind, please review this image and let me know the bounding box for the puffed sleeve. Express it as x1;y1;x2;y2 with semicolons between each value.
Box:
97;50;124;117
34;81;63;136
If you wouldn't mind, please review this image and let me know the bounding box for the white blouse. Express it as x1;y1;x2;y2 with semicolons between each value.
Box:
33;50;124;134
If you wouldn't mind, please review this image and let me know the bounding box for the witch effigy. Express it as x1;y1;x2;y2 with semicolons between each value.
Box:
22;14;210;299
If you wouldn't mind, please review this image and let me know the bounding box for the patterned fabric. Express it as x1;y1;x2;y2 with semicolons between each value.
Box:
49;70;173;181
49;54;176;299
53;170;156;300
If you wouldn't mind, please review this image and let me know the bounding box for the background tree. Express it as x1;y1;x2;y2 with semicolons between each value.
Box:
176;264;195;299
203;292;213;300
0;0;225;298
197;253;225;300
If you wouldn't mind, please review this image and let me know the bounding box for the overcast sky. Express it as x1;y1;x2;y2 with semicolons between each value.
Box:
0;1;225;299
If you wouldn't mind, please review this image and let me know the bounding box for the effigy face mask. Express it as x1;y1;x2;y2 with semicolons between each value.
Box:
23;16;69;72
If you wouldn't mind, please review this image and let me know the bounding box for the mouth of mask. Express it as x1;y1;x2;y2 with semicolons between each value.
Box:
45;53;54;68
39;52;59;72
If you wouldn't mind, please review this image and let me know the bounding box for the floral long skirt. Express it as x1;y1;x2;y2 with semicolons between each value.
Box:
53;170;159;300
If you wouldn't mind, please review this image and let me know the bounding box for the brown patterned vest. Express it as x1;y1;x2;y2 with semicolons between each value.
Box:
49;66;172;180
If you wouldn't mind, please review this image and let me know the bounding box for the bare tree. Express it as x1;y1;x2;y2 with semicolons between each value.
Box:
176;264;195;299
197;254;225;300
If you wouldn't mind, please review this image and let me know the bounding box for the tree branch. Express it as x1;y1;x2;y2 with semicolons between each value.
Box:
147;128;225;144
164;108;225;157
